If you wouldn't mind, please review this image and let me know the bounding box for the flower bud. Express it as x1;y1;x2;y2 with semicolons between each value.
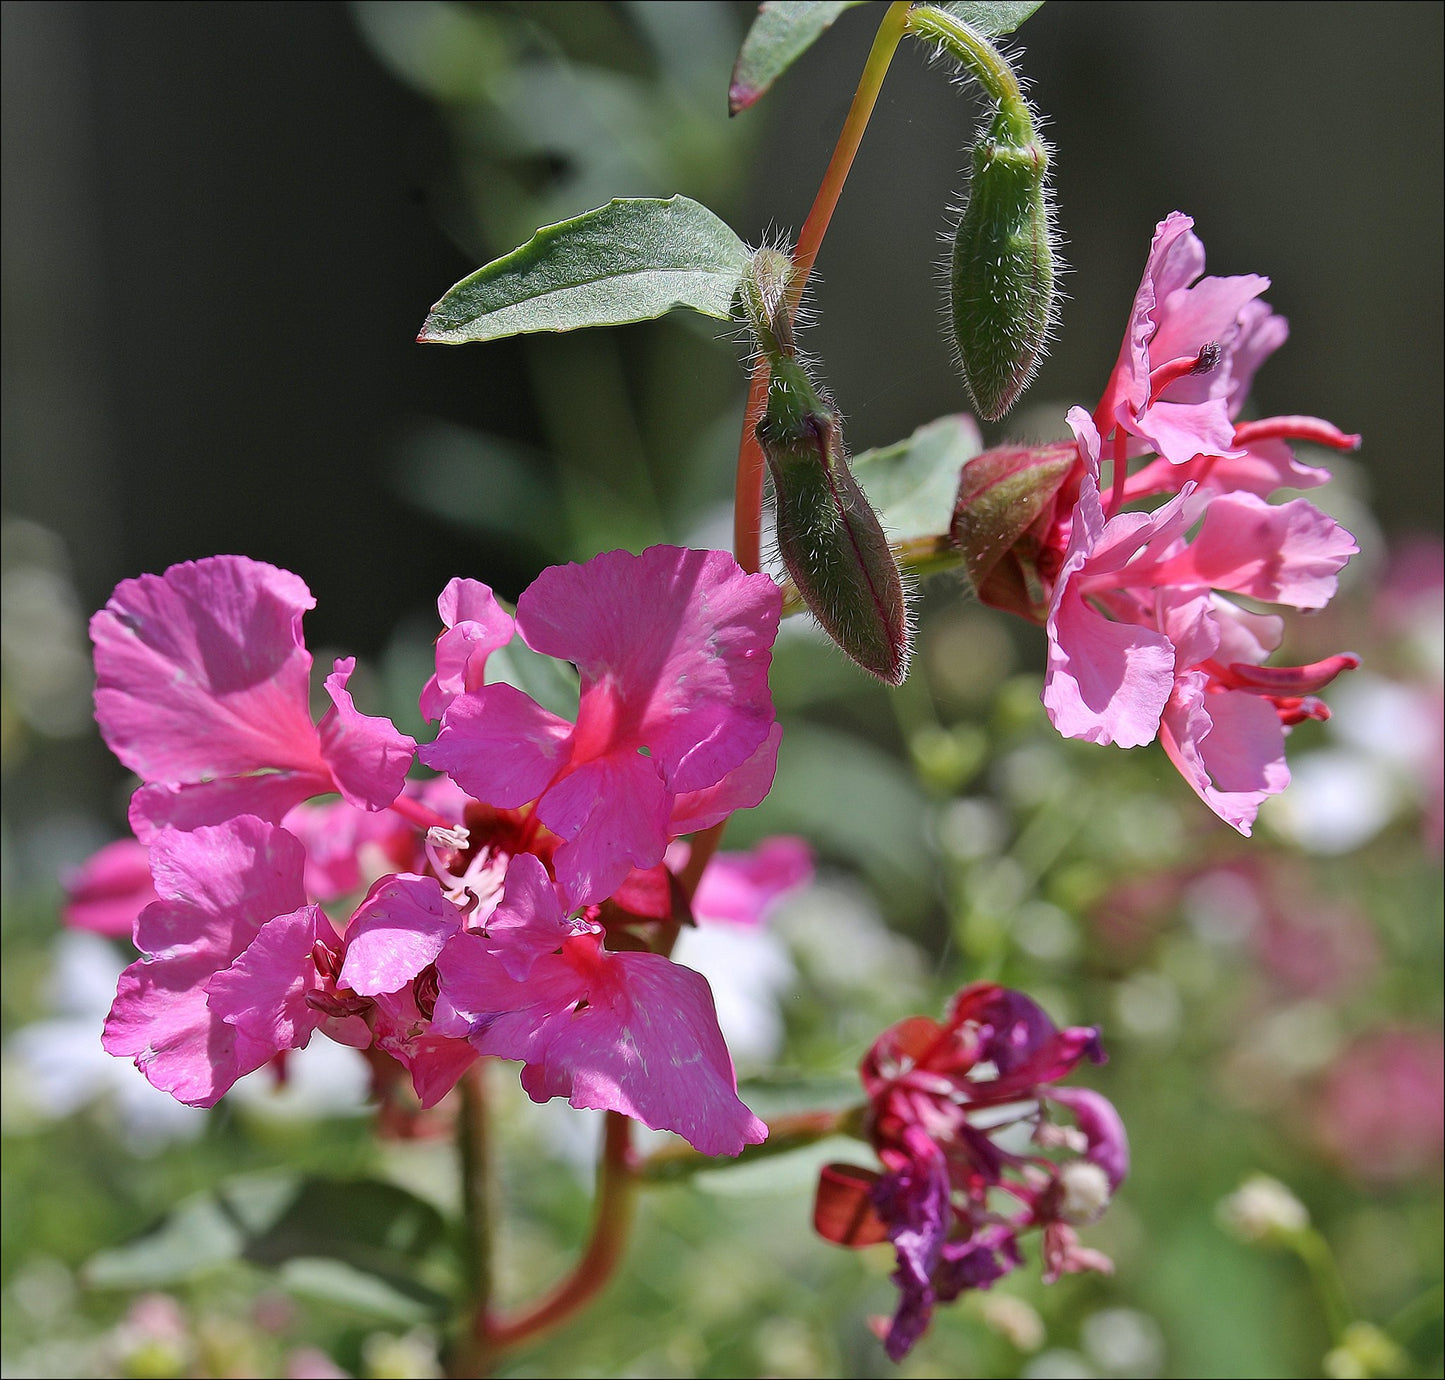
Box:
948;106;1058;421
740;245;794;360
951;440;1077;620
1216;1172;1310;1245
757;357;911;684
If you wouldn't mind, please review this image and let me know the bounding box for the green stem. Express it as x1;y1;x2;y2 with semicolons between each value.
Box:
733;0;912;575
636;1107;864;1185
1291;1226;1355;1345
448;1062;497;1379
904;5;1027;117
1385;1281;1444;1345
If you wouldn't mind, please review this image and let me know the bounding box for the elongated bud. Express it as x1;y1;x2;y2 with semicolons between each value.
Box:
758;356;910;684
948;105;1058;421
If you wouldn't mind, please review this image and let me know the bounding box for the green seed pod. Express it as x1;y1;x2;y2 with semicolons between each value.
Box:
948;105;1058;422
757;356;910;685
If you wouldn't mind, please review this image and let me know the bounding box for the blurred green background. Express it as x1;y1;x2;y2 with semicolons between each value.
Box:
3;4;1441;1377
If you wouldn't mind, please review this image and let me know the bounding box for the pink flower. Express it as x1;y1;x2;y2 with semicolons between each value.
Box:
1043;409;1358;833
435;853;766;1156
422;546;781;905
1313;1028;1445;1185
88;548;787;1137
418;577;514;722
1095;212;1273;467
673;835;814;929
102;816;355;1105
61;838;157;938
92;556;416;839
1094;212;1360;491
813;985;1125;1360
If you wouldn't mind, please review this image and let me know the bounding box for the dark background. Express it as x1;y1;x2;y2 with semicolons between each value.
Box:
4;0;1441;798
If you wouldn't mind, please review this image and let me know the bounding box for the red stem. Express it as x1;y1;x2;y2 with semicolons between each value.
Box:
480;1112;637;1351
732;0;912;576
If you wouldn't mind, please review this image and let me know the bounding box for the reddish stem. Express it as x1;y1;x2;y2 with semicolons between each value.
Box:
732;0;912;576
480;1112;638;1351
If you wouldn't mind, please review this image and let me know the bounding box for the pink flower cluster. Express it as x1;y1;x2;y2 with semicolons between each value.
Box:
82;546;805;1157
964;213;1362;834
813;985;1127;1360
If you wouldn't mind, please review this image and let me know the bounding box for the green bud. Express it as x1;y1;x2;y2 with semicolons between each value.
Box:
740;245;795;360
948;105;1058;422
758;356;910;685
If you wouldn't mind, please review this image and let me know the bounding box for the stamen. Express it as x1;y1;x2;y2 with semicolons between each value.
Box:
427;824;471;853
424;824;471;888
310;940;343;981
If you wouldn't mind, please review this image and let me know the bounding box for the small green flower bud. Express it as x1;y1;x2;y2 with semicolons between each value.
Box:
758;356;910;684
740;245;795;361
948;106;1059;422
1323;1323;1408;1380
951;440;1076;620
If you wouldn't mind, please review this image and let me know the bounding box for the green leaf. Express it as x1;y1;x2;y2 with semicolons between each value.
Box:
729;2;866;115
851;412;984;542
241;1177;454;1283
390;419;567;558
741;721;933;915
82;1174;457;1317
278;1258;448;1326
419;196;750;343
83;1175;297;1288
934;1;1046;39
486;636;580;722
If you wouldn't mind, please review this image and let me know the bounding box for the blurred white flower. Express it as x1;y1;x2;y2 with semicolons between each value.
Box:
5;931;205;1152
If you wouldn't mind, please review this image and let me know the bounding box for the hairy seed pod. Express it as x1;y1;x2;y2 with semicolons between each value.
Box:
757;357;910;684
948;106;1058;422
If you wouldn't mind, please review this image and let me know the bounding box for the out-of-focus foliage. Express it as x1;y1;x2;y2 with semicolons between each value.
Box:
3;4;1441;1378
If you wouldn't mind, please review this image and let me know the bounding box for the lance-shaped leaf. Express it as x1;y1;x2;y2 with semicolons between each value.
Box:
419;197;751;344
933;1;1046;39
730;1;865;115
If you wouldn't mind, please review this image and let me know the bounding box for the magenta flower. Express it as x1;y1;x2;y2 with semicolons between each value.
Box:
87;546;789;1138
61;838;158;938
813;984;1126;1361
102;816;354;1105
422;545;781;905
673;834;814;929
92;556;416;838
1313;1027;1445;1185
435;853;767;1157
418;577;515;723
